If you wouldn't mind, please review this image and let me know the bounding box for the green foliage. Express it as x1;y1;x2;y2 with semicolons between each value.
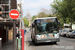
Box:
37;12;48;18
32;8;55;18
31;15;37;21
48;14;54;17
51;0;75;27
37;12;54;18
59;18;64;27
66;18;70;24
23;18;29;27
31;12;54;21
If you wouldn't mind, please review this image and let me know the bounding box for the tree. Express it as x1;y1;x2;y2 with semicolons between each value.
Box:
31;15;37;21
37;12;47;18
23;18;29;27
51;0;75;23
40;8;48;14
37;8;54;18
50;0;75;28
31;8;55;21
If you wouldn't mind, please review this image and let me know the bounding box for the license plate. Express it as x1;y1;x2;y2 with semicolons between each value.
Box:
45;40;51;42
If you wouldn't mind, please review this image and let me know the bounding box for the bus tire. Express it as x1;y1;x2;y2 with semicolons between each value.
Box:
34;42;38;45
34;39;38;45
54;42;57;44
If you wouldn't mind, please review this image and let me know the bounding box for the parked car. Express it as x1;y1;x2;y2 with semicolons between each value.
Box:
59;30;63;36
62;28;70;37
70;30;75;38
62;29;68;36
66;29;73;37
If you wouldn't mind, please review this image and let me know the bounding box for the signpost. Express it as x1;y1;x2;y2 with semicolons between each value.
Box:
9;9;19;50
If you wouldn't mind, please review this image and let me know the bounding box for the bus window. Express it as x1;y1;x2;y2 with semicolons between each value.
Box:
36;21;58;33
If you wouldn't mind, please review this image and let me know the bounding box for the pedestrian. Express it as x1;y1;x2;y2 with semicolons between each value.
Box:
24;30;26;34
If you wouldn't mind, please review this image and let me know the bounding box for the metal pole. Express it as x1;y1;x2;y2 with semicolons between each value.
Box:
0;38;2;50
17;37;18;50
13;20;16;50
16;27;18;50
20;0;22;50
9;0;10;19
21;22;22;50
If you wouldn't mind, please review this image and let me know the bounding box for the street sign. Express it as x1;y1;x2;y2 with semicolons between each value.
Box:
9;10;19;19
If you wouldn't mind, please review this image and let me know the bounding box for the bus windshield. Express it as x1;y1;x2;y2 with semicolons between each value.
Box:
36;21;58;33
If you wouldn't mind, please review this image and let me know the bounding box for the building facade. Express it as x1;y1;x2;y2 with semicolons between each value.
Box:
25;11;32;26
0;0;10;19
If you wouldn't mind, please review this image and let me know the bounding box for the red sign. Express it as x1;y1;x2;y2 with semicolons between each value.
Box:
9;10;19;19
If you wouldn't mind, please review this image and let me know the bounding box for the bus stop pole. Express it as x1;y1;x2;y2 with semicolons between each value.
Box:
13;20;16;50
0;38;2;50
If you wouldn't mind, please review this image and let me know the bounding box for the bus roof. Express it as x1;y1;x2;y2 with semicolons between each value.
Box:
31;17;57;25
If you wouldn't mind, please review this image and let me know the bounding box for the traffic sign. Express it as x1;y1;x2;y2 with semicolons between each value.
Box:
9;10;19;19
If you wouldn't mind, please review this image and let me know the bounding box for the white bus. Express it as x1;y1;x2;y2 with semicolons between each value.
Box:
31;17;60;44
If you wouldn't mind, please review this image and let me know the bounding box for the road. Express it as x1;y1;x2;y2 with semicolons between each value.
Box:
24;32;75;50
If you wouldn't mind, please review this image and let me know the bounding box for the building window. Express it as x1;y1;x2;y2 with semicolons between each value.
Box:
0;0;10;18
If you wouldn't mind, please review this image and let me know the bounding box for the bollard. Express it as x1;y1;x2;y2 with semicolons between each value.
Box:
0;38;2;50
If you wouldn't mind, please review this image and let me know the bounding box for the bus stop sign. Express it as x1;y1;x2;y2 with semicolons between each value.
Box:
9;10;19;19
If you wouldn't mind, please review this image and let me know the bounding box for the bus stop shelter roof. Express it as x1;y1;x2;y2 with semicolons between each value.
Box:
0;19;20;27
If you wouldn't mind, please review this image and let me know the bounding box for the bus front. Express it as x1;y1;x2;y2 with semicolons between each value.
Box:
35;18;60;43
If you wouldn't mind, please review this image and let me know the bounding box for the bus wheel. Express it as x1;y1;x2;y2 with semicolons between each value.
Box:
35;42;38;45
34;40;38;45
54;42;57;44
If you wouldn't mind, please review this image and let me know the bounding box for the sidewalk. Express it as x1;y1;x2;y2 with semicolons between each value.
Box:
2;40;13;50
24;33;30;50
2;34;30;50
24;32;33;50
2;34;29;50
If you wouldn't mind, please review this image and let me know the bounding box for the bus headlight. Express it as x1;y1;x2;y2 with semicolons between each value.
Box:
36;35;41;40
55;33;59;38
41;35;45;38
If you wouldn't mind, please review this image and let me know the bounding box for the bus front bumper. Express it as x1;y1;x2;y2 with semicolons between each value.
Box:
35;38;60;43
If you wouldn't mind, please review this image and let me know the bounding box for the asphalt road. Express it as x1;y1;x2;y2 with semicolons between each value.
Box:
24;32;75;50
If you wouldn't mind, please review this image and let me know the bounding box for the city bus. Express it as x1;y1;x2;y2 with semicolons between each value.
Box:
31;17;60;44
